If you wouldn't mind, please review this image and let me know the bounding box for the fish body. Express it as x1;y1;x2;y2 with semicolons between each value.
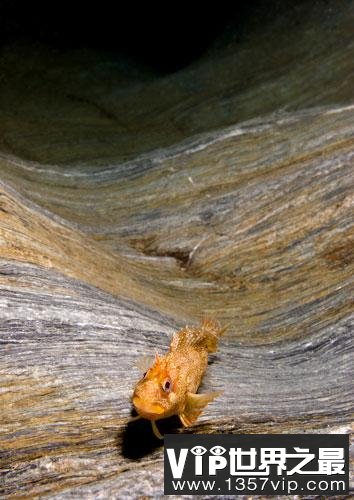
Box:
132;318;225;438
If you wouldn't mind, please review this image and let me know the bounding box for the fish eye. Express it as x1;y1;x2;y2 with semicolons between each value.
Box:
162;378;172;392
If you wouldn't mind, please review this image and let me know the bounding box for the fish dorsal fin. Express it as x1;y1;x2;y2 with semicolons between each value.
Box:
170;318;227;353
135;354;155;373
179;391;222;427
170;325;196;351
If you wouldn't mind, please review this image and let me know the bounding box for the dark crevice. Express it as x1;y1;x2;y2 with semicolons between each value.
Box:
0;0;312;74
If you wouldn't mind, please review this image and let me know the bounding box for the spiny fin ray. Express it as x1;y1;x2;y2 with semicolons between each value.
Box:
170;318;227;353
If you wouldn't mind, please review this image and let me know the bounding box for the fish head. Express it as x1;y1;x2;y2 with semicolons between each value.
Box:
132;354;178;420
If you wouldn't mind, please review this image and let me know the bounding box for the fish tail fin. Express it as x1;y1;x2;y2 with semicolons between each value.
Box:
170;317;228;352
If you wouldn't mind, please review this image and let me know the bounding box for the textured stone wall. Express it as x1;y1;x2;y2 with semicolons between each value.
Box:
0;1;353;497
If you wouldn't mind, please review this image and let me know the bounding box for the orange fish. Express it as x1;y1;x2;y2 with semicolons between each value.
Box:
132;318;226;439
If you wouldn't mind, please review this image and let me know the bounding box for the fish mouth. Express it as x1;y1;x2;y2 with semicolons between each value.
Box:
132;395;165;420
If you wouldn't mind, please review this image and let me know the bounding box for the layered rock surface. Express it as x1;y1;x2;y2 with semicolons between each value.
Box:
0;1;353;496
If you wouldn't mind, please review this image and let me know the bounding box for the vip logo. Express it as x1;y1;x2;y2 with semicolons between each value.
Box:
164;435;349;495
166;445;228;478
166;443;346;479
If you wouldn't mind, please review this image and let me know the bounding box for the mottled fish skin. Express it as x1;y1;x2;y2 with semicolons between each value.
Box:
132;318;225;438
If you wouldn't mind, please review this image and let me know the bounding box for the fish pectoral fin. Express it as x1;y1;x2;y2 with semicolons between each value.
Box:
151;420;164;440
179;391;222;427
129;415;141;422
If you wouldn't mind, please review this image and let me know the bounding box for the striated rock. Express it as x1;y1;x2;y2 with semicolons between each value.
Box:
0;1;353;497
